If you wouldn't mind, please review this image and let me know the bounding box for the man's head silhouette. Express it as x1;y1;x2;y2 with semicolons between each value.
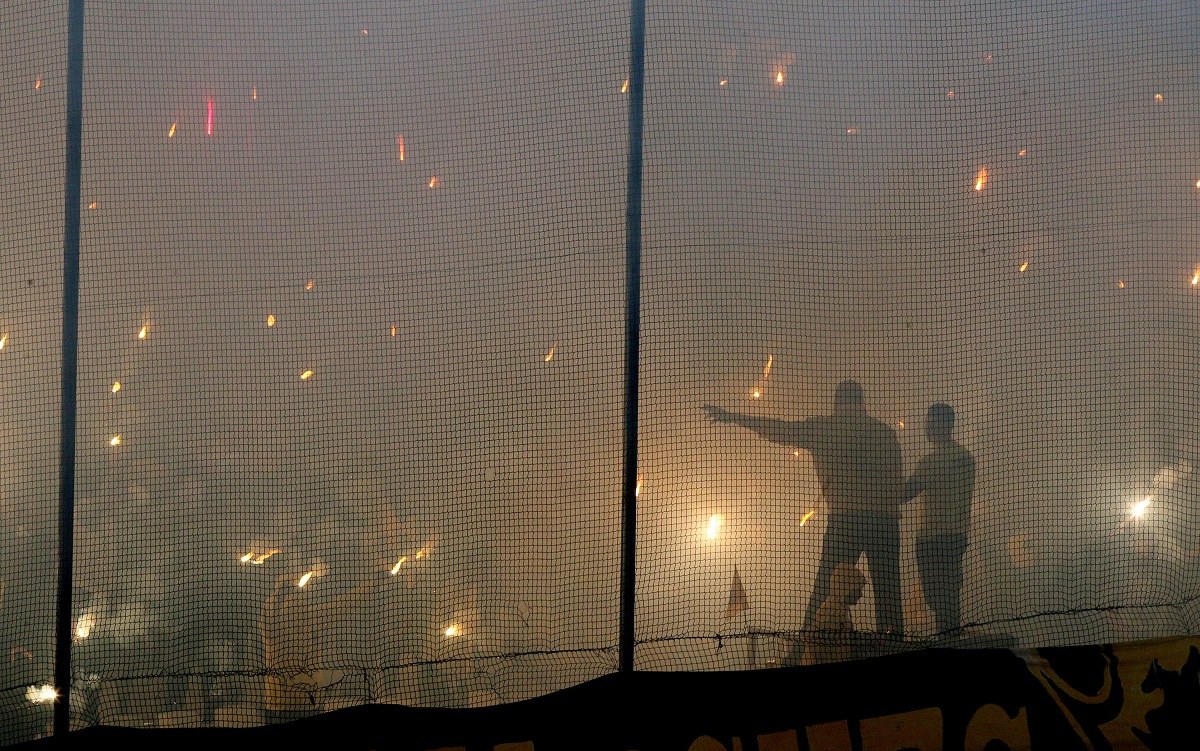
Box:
833;379;866;416
926;402;955;443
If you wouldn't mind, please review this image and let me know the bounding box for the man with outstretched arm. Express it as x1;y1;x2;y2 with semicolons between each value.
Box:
703;379;905;636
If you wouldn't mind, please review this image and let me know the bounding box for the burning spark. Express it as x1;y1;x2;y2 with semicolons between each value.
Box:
1019;261;1029;273
775;69;785;85
898;420;905;429
300;370;314;381
240;552;254;563
389;556;409;575
88;201;98;209
305;279;315;290
621;79;629;93
390;324;397;337
397;134;405;161
1131;497;1151;518
297;571;313;587
206;98;214;136
167;122;177;138
34;78;42;91
361;28;369;36
799;510;815;526
415;548;428;560
110;435;121;446
428;176;439;189
974;167;988;192
705;514;724;540
1191;270;1199;286
252;87;258;101
74;614;94;640
1017;148;1028;157
750;389;762;399
1118;279;1126;289
0;333;7;350
846;127;860;135
252;550;278;564
111;381;121;393
544;344;557;362
719;79;728;87
1154;92;1164;103
266;314;276;327
138;325;148;340
444;624;461;638
635;473;644;498
26;685;57;705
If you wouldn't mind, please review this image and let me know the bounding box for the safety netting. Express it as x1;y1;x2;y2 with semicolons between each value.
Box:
2;0;1199;742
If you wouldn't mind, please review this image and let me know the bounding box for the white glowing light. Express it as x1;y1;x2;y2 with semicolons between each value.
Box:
444;624;461;638
110;435;121;447
297;571;313;588
74;613;94;640
390;556;409;575
705;514;724;540
240;552;254;563
1130;497;1152;518
300;370;314;381
266;314;276;327
799;511;815;526
26;685;58;704
0;333;7;350
138;325;148;340
111;380;121;393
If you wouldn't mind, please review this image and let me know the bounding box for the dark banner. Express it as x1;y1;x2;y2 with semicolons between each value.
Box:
18;636;1199;750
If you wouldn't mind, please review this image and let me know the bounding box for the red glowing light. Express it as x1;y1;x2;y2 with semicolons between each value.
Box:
206;98;214;136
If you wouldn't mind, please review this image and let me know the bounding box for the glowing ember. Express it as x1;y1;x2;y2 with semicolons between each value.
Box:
138;325;148;340
305;279;315;290
266;314;276;327
444;624;461;638
846;127;860;135
799;511;815;526
705;514;724;540
898;420;905;429
297;571;313;588
635;473;644;498
111;381;121;393
389;556;408;575
88;201;98;209
206;98;214;136
34;78;42;91
974;167;988;191
74;614;94;640
1130;497;1151;518
167;122;177;138
240;552;254;563
1192;271;1199;286
110;435;121;446
544;344;556;362
775;70;785;85
397;134;405;161
428;176;439;189
1118;279;1126;289
390;325;397;337
719;79;728;87
1019;261;1029;273
621;79;629;93
300;370;314;381
1017;148;1028;157
252;87;258;101
252;549;279;564
1154;92;1164;103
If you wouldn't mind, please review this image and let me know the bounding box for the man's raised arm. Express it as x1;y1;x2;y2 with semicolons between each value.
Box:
702;404;808;448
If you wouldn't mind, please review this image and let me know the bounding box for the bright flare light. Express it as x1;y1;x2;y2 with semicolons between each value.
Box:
26;685;57;705
428;176;439;189
167;122;177;138
110;435;121;447
266;314;276;327
1131;497;1152;518
775;70;785;85
138;325;148;340
252;549;279;564
240;552;254;563
974;167;988;191
300;370;314;381
444;624;461;638
544;344;556;362
297;571;314;588
74;613;94;640
389;556;408;575
799;510;815;526
206;97;214;136
397;134;405;161
111;381;121;393
305;279;315;290
705;514;724;540
0;333;7;350
1019;261;1029;273
1191;270;1199;286
621;79;629;93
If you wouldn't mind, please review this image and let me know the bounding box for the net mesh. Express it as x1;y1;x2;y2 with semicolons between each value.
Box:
2;0;1200;740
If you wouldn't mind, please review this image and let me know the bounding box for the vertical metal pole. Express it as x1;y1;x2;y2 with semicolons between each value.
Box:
55;0;86;735
619;0;647;675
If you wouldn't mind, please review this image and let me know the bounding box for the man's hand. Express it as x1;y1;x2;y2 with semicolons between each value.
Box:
703;404;735;424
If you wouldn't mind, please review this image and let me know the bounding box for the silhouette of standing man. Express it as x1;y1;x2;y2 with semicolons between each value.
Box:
704;379;904;635
901;402;975;635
